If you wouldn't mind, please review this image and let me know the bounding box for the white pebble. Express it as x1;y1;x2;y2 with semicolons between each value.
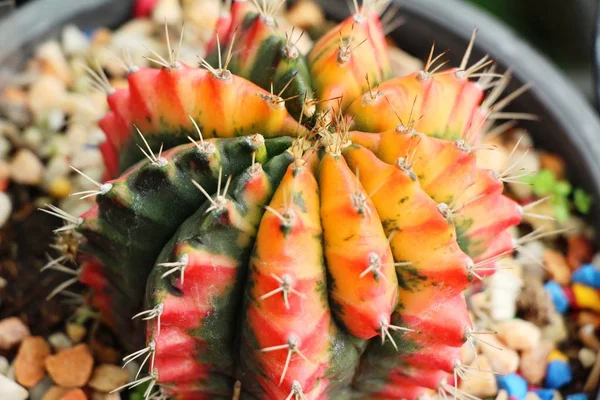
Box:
35;41;73;84
43;156;70;190
61;24;90;56
47;332;73;351
579;347;597;368
46;109;65;132
488;269;523;321
0;374;28;400
0;191;9;229
22;127;44;150
10;149;43;185
0;356;9;375
153;0;183;26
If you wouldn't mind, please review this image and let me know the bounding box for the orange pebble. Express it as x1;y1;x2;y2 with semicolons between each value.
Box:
567;235;593;270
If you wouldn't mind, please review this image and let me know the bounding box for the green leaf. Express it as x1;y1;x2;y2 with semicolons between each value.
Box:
526;169;555;196
552;196;571;223
573;188;593;214
554;181;572;197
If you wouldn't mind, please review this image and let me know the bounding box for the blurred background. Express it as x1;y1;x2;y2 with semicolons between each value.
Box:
1;0;599;101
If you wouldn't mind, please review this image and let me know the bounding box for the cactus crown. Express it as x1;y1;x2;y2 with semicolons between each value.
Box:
42;1;530;399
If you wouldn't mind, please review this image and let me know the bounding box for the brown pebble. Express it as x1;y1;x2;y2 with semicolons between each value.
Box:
45;343;93;387
540;152;566;179
0;317;30;350
88;364;129;392
577;311;600;329
61;388;87;400
520;340;555;385
42;386;70;400
14;336;51;388
90;338;120;364
567;235;593;270
544;249;571;285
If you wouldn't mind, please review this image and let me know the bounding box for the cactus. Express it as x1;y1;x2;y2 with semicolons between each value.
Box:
41;1;536;399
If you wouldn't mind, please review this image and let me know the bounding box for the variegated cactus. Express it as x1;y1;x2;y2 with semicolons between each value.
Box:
41;1;540;399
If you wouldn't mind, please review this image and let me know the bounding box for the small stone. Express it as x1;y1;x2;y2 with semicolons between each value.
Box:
61;389;87;400
0;374;28;400
544;248;571;285
14;336;51;388
28;76;66;122
567;235;593;270
540;152;566;179
66;323;87;343
90;338;120;364
0;86;31;127
496;389;509;400
153;0;183;25
286;0;325;30
61;25;89;56
47;332;72;351
10;149;44;185
22;126;44;149
41;386;69;400
88;364;129;392
541;311;569;344
488;269;523;321
459;355;498;397
0;355;9;375
572;264;600;289
545;360;572;389
496;319;541;351
35;41;72;84
496;373;528;399
42;156;70;191
0;317;30;351
45;343;93;388
0;191;12;229
544;281;570;314
547;349;569;362
578;347;597;368
534;389;556;400
573;283;600;312
46;109;65;132
479;334;520;374
29;376;53;400
520;340;555;384
49;177;72;199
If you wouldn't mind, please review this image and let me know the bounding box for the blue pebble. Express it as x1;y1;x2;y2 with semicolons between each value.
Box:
544;281;570;313
572;264;600;289
565;394;588;400
534;389;556;400
496;374;528;399
545;360;572;389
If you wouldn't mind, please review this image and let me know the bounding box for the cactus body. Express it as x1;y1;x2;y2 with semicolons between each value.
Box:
50;3;527;399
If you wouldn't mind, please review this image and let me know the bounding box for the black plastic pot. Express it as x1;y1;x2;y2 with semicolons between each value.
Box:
1;0;600;235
